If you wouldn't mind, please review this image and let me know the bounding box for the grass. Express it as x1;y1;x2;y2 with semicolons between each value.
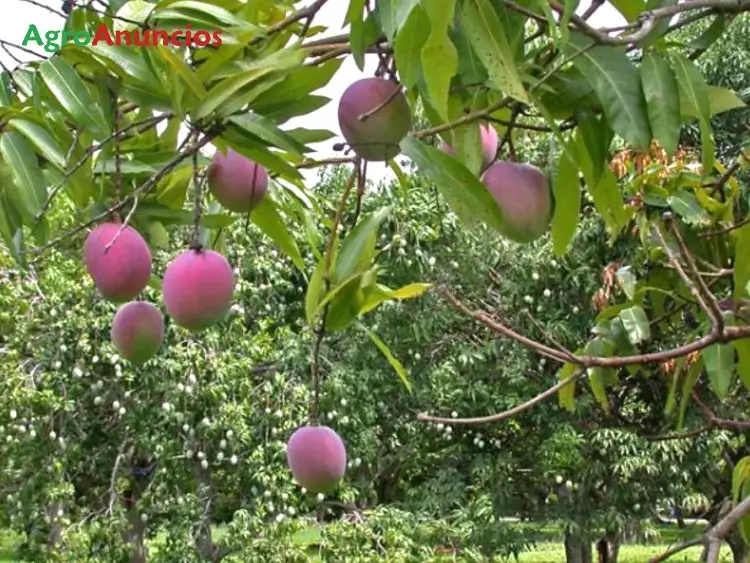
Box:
0;521;733;562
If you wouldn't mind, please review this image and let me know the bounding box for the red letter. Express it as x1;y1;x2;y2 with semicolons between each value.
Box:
115;30;132;46
184;23;192;44
170;30;184;46
192;30;211;47
92;24;113;46
152;30;169;45
211;31;222;46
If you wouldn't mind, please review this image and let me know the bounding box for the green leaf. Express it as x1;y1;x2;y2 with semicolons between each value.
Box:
735;223;750;302
221;127;304;183
250;196;305;272
333;207;392;286
564;33;651;151
703;342;735;400
393;5;430;89
587;168;628;235
619;306;651;345
666;191;711;226
640;52;681;155
325;275;365;332
154;45;208;105
735;336;750;393
733;456;750;504
609;0;646;21
420;0;459;121
678;358;702;429
672;53;714;177
691;14;729;51
0;132;47;223
359;324;412;392
305;257;326;325
378;0;420;39
704;86;747;116
39;57;108;138
401;136;504;232
228;114;307;157
350;10;380;70
359;282;432;315
460;0;529;103
557;362;578;412
551;144;580;256
7;119;67;170
616;266;637;300
664;357;685;416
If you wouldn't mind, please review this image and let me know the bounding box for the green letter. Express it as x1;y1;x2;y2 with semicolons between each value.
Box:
44;30;60;53
22;25;42;47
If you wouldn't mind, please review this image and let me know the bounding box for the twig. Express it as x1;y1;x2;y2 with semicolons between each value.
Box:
649;538;705;562
19;0;66;17
253;0;330;46
26;130;213;259
0;39;45;59
652;221;722;330
359;83;402;122
296;157;358;169
664;215;724;330
417;368;584;424
700;216;750;238
645;425;713;441
190;130;203;250
104;198;139;252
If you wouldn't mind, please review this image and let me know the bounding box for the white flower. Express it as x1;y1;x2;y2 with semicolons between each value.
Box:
49;431;56;440
327;412;334;420
275;513;284;522
287;506;296;515
219;439;227;449
551;260;558;267
451;261;459;269
565;480;573;489
161;402;171;412
275;410;283;418
9;410;16;420
354;458;361;467
316;493;325;502
427;256;436;267
140;513;148;523
572;306;580;314
17;425;25;434
216;452;224;462
197;451;205;460
532;272;540;280
182;424;190;433
94;396;102;405
92;355;99;363
201;459;208;469
300;488;307;494
201;417;210;426
340;398;347;407
451;411;458;418
188;374;197;385
73;367;82;378
478;441;485;448
445;426;452;434
112;401;120;410
555;475;563;484
118;407;126;415
265;408;271;414
230;455;238;465
186;450;194;459
436;423;444;431
543;289;552;298
57;508;63;517
177;383;185;392
524;295;533;304
53;361;62;370
226;430;233;439
414;353;421;360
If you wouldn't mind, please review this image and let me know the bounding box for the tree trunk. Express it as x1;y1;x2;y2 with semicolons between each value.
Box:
565;531;593;563
596;531;619;563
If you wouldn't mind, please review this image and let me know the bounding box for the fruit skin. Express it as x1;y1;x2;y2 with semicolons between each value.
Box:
83;222;152;302
286;425;347;493
207;148;268;213
337;77;412;162
439;124;498;171
481;160;552;243
162;249;235;331
111;301;164;365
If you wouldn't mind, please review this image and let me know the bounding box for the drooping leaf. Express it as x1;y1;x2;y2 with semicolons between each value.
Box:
333;207;392;285
564;33;651;151
378;0;420;39
551;144;580;256
703;342;735;400
677;357;702;429
640;52;681;155
39;57;109;138
672;53;714;177
401;136;504;232
460;0;529;103
616;266;637;300
0;132;47;223
557;362;578;412
250;196;305;272
619;306;651;345
666;191;711;226
393;5;430;89
359;324;412;392
420;0;459;121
